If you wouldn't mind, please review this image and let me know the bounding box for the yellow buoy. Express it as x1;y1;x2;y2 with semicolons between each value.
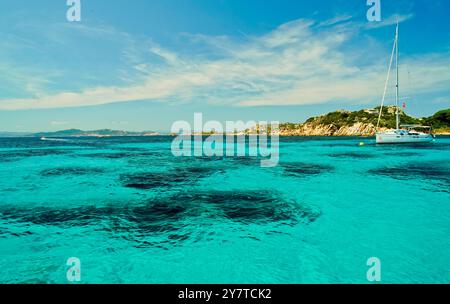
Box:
359;142;365;146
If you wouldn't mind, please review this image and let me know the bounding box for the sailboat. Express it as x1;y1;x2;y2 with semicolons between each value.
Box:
375;22;434;144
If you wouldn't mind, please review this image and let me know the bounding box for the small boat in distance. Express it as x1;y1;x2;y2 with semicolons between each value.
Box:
40;136;69;142
376;22;434;144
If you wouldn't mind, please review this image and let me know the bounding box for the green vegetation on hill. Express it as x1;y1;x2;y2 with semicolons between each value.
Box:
424;109;450;130
281;106;450;133
282;106;450;130
304;106;419;128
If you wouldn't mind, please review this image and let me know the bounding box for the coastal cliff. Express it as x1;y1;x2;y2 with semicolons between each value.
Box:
278;107;450;136
279;121;388;137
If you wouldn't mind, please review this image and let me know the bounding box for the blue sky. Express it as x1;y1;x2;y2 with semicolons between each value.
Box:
0;0;449;132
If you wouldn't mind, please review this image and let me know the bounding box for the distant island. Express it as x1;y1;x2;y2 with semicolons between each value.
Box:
34;129;161;138
1;107;449;138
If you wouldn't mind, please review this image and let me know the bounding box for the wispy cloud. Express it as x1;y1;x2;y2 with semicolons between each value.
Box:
364;13;414;29
318;15;353;27
0;14;449;110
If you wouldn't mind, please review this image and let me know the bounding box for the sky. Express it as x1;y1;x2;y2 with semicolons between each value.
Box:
0;0;449;132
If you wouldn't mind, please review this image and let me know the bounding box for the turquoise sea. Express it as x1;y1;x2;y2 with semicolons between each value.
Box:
0;136;449;284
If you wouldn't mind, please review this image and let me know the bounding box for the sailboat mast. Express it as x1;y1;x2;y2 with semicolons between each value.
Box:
395;22;400;130
376;25;397;131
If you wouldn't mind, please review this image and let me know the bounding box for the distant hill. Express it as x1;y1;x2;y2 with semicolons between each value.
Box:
34;129;161;137
278;106;450;136
0;132;32;137
423;109;450;132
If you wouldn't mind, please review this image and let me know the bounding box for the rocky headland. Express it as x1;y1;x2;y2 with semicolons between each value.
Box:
277;107;450;137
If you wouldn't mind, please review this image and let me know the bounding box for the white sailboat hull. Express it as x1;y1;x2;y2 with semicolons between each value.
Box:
376;131;434;144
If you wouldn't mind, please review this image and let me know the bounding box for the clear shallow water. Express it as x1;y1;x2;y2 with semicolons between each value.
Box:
0;136;449;284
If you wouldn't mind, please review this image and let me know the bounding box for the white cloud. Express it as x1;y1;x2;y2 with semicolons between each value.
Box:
149;45;180;65
364;13;414;29
318;15;353;27
0;15;449;110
